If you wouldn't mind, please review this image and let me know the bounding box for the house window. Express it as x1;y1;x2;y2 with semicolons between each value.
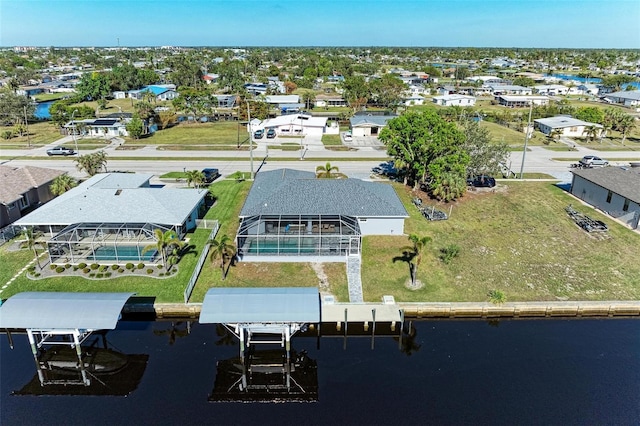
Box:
570;127;577;132
606;191;612;203
18;193;30;210
623;199;629;212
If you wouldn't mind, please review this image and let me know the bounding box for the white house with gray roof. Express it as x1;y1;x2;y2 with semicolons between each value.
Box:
602;90;640;107
534;116;602;138
236;169;408;261
349;114;397;137
571;167;640;230
14;173;207;238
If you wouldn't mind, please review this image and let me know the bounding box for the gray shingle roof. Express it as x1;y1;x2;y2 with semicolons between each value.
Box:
0;165;64;204
240;169;408;217
572;167;640;204
350;115;396;127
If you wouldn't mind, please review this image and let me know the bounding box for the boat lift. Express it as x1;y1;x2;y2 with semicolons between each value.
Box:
0;292;134;386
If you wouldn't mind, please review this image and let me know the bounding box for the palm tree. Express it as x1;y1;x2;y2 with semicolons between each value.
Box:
316;162;339;178
618;114;636;145
548;128;563;143
401;234;432;288
208;234;237;280
431;172;466;202
49;174;77;196
20;227;45;269
582;125;600;143
185;170;205;188
75;151;108;176
142;229;184;270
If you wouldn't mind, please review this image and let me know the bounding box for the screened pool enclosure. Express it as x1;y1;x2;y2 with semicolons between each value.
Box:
46;222;175;264
236;215;361;257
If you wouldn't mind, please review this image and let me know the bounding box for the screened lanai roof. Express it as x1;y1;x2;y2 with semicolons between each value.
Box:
0;292;134;330
49;222;173;244
200;288;320;324
240;169;408;217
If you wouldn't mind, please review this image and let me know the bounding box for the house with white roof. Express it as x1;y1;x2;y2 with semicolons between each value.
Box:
496;95;549;107
432;94;476;107
534;116;602;138
257;113;328;137
533;85;569;96
236;169;408;261
489;85;533;96
349;114;397;137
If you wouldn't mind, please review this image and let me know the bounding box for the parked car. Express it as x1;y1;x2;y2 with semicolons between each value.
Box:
46;146;76;156
343;132;353;142
253;129;264;139
579;155;608;167
266;128;276;139
467;175;496;188
202;168;220;183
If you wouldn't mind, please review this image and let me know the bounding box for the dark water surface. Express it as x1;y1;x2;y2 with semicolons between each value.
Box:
2;318;639;426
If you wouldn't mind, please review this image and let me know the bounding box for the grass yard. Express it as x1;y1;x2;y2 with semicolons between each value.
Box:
480;120;548;147
322;134;343;146
125;121;244;146
1;121;63;147
363;181;640;303
2;178;638;304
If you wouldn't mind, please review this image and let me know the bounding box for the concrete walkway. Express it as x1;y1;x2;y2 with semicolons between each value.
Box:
346;255;363;303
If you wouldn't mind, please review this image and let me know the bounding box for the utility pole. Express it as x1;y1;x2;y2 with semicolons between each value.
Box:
23;106;30;147
71;109;79;155
519;101;534;179
247;101;253;179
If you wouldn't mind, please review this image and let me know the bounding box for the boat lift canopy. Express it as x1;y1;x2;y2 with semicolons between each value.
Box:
200;287;320;361
0;292;134;386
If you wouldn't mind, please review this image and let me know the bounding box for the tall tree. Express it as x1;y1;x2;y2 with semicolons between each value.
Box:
75;151;108;176
401;234;432;288
126;115;145;139
49;174;77;196
209;234;237;280
462;120;509;177
342;75;370;112
20;227;45;269
574;106;605;124
185;170;205;188
618;114;636;145
143;229;185;270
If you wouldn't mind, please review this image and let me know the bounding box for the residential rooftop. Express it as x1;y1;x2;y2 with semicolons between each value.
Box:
571;166;640;204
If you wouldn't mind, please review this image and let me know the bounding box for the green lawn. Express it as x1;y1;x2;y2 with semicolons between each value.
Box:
1;121;63;147
126;121;244;146
3;179;639;304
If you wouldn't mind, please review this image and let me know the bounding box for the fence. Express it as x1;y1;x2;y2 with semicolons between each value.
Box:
183;220;219;303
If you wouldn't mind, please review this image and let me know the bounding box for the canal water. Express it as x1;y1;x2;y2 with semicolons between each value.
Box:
1;318;638;425
34;101;54;119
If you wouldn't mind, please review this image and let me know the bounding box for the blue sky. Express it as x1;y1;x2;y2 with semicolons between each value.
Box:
1;0;639;48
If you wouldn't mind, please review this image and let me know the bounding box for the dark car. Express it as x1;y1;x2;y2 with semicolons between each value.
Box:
202;168;220;183
467;175;496;188
266;128;276;138
254;129;264;139
46;146;76;156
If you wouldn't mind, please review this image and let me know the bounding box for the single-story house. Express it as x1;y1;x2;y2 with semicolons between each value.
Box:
576;84;600;96
496;95;549;107
264;95;301;111
64;118;128;138
533;84;569;96
432;94;476;107
602;90;640;107
403;95;425;106
571;167;640;230
489;84;532;96
14;173;207;239
469;76;504;85
0;165;65;228
257;113;328;137
236;169;409;261
534;116;603;138
349;114;397;137
202;73;220;84
437;85;457;95
129;85;178;101
314;94;348;108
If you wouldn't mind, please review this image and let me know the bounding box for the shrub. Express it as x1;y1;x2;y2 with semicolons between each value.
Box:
157;264;163;269
146;268;154;274
73;266;79;271
83;267;91;274
105;272;112;277
1;130;14;140
90;263;100;270
78;262;87;269
56;266;65;273
64;263;71;269
159;272;165;277
34;273;41;277
118;268;125;273
50;264;57;270
440;244;461;264
125;263;134;270
99;265;108;272
137;263;145;269
96;273;103;278
27;266;36;272
111;264;119;270
89;273;95;277
488;290;506;305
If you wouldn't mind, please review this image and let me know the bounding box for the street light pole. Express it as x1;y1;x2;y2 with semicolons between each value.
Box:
299;114;304;160
247;101;253;179
519;101;533;179
71;109;79;155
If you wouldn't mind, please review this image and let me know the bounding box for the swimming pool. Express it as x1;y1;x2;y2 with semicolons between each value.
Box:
88;246;157;262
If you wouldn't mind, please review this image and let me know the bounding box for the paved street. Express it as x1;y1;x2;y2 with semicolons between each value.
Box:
2;135;639;183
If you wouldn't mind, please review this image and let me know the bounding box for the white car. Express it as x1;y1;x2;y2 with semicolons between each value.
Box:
343;132;353;142
579;155;608;167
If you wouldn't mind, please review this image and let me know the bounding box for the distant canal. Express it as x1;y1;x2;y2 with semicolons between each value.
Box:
1;318;638;425
34;101;54;119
